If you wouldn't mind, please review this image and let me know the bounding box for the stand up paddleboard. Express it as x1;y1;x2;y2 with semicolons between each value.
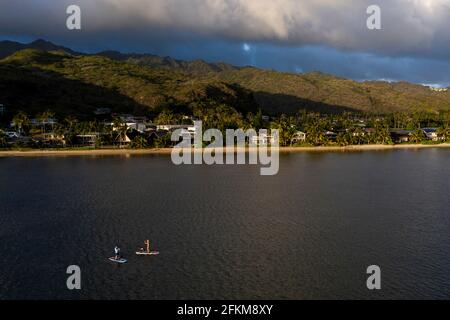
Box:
136;251;160;256
109;257;128;264
136;240;159;256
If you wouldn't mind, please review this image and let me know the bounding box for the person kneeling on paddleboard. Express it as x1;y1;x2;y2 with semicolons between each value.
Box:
114;246;121;260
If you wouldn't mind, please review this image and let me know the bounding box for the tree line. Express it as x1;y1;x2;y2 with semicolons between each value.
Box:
1;107;449;149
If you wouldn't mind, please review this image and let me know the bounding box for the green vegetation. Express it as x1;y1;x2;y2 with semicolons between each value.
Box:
1;108;449;150
0;41;449;150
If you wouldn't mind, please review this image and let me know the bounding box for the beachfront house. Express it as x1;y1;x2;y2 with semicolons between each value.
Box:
116;133;131;147
390;129;412;143
291;131;306;144
126;121;147;133
4;131;31;145
324;131;337;142
32;132;65;147
250;133;276;145
75;134;99;147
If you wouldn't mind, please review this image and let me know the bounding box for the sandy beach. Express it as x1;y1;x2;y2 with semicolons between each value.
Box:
0;144;449;157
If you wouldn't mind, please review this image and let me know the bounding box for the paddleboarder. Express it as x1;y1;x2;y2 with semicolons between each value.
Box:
114;246;121;260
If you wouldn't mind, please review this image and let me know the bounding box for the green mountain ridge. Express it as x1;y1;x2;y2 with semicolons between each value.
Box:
0;48;258;118
1;39;449;118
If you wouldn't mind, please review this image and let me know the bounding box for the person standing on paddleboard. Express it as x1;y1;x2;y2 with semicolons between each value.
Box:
114;246;121;260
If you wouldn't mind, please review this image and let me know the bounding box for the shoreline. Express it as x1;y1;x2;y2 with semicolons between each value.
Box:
0;143;449;157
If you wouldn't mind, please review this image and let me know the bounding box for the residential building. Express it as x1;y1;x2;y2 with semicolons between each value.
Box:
291;131;306;144
94;108;112;115
156;124;190;131
324;131;337;141
390;130;412;143
250;133;276;145
422;128;440;141
75;134;99;147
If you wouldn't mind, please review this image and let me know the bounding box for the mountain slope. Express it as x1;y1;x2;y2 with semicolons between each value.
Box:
1;39;450;116
106;50;450;114
0;39;78;59
0;49;258;117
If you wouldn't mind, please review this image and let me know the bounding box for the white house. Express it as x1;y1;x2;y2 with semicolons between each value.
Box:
5;131;21;139
250;133;276;145
156;124;190;131
126;122;147;133
422;128;440;141
291;131;306;143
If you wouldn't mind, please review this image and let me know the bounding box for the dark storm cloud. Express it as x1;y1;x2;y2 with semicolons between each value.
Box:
1;0;450;85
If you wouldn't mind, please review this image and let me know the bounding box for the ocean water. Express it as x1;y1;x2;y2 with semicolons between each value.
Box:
0;149;449;299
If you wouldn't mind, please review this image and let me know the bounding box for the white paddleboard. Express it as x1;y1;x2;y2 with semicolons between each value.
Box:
109;257;128;264
136;251;160;256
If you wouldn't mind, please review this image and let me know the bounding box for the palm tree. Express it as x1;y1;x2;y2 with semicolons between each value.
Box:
373;120;392;144
131;136;149;149
409;129;425;143
12;111;29;134
37;110;55;134
436;126;449;142
0;130;7;147
336;132;351;146
305;119;328;146
270;115;297;146
112;117;129;147
64;116;78;132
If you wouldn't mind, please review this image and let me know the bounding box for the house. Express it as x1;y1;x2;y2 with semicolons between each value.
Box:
148;130;169;141
390;130;412;143
324;131;337;141
250;133;276;145
4;131;31;145
0;104;5;116
126;121;147;133
291;131;306;144
156;124;190;131
32;132;65;146
118;114;148;123
94;108;112;115
364;128;376;135
422;128;440;141
116;133;131;147
75;134;99;147
29;118;58;128
5;131;21;139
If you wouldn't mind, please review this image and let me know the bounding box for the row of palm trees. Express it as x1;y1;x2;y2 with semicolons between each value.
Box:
7;111;131;147
3;109;450;148
269;112;449;146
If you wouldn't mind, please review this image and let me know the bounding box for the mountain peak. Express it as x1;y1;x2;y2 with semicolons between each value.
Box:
30;39;52;45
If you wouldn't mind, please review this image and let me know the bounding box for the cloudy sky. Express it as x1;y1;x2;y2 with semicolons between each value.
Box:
1;0;450;86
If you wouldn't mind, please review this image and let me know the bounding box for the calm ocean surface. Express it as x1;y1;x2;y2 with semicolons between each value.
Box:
0;149;449;299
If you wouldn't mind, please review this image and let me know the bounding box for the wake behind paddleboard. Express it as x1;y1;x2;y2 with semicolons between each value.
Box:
109;257;128;264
